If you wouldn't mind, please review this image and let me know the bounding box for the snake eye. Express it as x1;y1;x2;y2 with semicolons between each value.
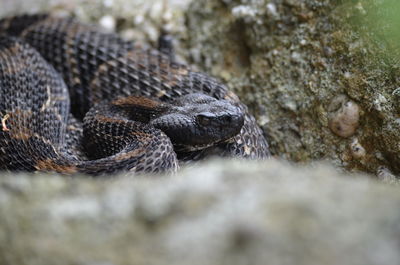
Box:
223;115;232;123
197;113;214;126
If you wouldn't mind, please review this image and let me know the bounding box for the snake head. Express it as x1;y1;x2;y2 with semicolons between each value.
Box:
150;93;244;151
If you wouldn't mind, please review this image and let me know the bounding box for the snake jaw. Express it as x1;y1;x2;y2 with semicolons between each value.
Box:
174;142;215;152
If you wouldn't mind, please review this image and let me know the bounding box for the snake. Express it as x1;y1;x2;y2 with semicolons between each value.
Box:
0;14;270;176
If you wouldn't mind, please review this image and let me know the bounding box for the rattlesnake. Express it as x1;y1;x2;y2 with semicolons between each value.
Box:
0;14;269;175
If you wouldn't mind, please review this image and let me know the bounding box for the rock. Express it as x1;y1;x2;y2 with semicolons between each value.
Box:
186;0;400;176
0;0;192;54
0;160;400;265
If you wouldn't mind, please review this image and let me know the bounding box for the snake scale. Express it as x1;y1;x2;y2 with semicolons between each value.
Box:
0;14;270;176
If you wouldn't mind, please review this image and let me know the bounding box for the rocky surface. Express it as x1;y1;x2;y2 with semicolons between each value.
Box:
0;0;192;56
186;0;400;177
1;160;400;265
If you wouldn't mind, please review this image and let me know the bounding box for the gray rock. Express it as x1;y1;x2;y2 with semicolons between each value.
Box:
1;160;400;265
0;0;192;51
186;0;400;176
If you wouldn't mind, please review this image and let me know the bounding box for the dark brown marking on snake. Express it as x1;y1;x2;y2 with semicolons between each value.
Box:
9;127;33;141
94;114;128;125
6;110;34;141
65;21;86;88
0;42;27;75
129;131;152;141
112;96;162;109
35;159;77;174
114;148;144;162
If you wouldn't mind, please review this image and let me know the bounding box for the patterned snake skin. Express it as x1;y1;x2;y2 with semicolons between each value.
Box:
0;14;270;176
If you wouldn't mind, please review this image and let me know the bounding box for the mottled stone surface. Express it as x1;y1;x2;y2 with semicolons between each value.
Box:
0;0;192;55
186;0;400;176
0;160;400;265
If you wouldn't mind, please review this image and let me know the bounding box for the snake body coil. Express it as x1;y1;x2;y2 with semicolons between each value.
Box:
0;14;270;175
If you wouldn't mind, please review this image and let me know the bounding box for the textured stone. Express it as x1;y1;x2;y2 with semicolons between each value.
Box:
0;0;192;52
186;0;400;176
0;160;400;265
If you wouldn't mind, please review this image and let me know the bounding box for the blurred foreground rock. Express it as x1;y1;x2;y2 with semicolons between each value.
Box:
1;160;400;265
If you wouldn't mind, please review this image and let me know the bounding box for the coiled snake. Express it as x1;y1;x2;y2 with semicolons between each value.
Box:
0;14;270;175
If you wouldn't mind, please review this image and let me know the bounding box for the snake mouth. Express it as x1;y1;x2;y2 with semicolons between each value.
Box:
172;135;237;152
174;142;215;152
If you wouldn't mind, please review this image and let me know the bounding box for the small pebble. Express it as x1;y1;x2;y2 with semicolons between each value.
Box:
350;138;366;160
232;5;257;19
99;15;116;31
266;3;278;17
329;98;360;138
